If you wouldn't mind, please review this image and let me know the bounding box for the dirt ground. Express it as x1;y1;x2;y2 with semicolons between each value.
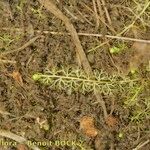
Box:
0;0;150;150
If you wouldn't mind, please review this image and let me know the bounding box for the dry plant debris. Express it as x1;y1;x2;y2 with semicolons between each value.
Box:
17;144;28;150
80;116;98;137
105;115;119;128
0;130;40;150
1;36;42;55
11;70;23;86
129;42;150;72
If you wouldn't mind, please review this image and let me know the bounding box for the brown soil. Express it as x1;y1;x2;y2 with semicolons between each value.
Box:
0;0;150;150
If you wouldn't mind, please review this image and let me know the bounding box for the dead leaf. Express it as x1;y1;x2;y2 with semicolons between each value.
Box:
129;42;150;71
11;71;23;86
94;135;105;150
17;144;28;150
105;115;119;128
80;116;98;137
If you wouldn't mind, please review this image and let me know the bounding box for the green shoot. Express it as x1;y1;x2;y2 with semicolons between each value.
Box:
130;98;150;122
109;43;127;54
109;46;121;54
124;85;143;107
30;7;45;19
0;35;14;48
32;67;139;94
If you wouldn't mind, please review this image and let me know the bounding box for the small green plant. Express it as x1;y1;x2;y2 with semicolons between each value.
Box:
124;79;150;123
109;46;121;54
130;97;150;122
30;7;45;19
32;67;138;94
124;85;143;107
130;68;137;74
0;35;14;46
16;0;27;13
118;132;124;139
109;42;127;54
32;66;149;123
0;34;14;51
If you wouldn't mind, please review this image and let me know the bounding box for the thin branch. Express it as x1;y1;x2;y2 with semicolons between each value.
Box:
96;0;106;23
80;1;116;34
38;0;92;73
133;139;150;150
1;28;150;44
0;59;16;64
118;1;150;35
92;0;100;29
75;8;94;26
1;36;43;55
37;31;150;44
77;32;150;43
64;7;78;20
0;109;15;117
0;130;41;150
101;0;112;25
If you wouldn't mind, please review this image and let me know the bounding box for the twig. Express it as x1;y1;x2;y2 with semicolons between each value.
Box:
110;133;115;150
77;32;150;43
133;139;150;150
96;0;106;23
0;109;15;117
38;0;108;119
38;0;91;73
2;1;14;20
36;31;150;44
0;59;16;64
118;1;150;35
80;2;116;34
1;28;150;44
0;129;41;150
101;0;112;25
75;8;94;26
64;7;78;20
92;0;100;29
1;36;43;55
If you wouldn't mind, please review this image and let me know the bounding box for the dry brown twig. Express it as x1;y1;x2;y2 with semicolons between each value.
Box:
0;130;41;150
63;7;78;20
118;1;150;35
1;36;43;55
38;0;108;119
0;109;14;116
75;8;94;26
101;0;112;25
80;1;116;34
96;0;106;23
0;59;16;64
1;28;150;44
38;0;91;72
92;0;100;30
36;31;150;44
133;139;150;150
